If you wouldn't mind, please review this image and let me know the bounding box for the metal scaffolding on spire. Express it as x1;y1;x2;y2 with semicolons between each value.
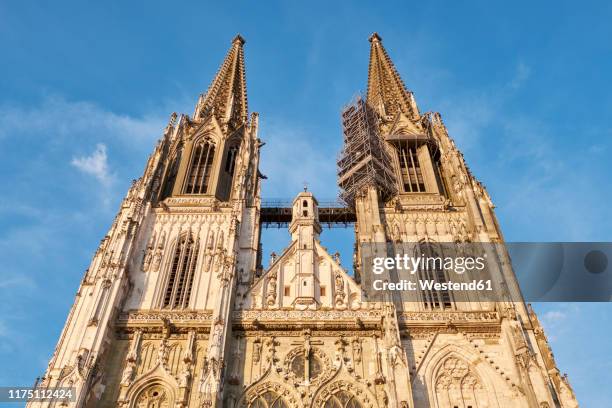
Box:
337;96;397;207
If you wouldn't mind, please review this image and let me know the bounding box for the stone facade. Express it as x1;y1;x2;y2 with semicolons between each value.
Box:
29;34;579;408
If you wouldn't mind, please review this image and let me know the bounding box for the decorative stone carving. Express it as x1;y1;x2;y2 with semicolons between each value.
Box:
150;231;165;273
266;273;278;306
157;338;170;367
253;337;262;364
334;273;345;307
135;385;170;408
352;338;362;363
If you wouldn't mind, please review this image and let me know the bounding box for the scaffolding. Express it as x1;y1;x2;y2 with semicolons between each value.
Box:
337;96;397;207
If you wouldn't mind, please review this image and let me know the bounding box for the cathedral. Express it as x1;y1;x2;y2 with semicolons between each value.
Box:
30;34;580;408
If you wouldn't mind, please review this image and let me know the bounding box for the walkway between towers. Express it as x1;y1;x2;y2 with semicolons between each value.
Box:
260;199;356;228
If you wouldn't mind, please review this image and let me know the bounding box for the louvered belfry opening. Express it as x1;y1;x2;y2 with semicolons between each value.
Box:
397;142;425;193
163;234;199;309
184;139;215;194
225;145;239;176
160;148;182;200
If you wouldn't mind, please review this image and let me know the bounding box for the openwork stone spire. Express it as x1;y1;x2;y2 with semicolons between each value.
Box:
195;34;248;132
366;32;418;120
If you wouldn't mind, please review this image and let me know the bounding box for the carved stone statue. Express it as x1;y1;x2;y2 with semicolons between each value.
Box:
266;273;278;306
120;362;135;386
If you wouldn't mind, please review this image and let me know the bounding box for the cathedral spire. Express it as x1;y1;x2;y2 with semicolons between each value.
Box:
194;34;248;132
366;32;418;120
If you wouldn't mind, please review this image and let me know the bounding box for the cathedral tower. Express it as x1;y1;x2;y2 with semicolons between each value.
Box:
30;34;579;408
30;35;262;408
337;33;580;408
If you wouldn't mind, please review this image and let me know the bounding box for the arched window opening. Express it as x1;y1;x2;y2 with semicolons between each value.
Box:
248;390;288;408
417;242;452;310
397;142;425;193
323;390;363;408
162;235;199;309
433;157;448;197
184;139;215;194
161;148;182;199
225;145;239;176
434;357;489;408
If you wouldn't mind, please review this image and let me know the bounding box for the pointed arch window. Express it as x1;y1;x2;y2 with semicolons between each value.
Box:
184;139;215;194
161;147;182;199
162;235;199;309
248;391;288;408
417;242;452;310
397;142;425;193
434;357;489;408
323;390;363;408
225;145;239;176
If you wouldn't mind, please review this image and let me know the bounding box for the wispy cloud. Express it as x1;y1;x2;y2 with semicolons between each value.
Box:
509;62;531;89
71;143;114;187
430;58;611;241
0;275;36;290
0;95;172;381
0;96;166;144
0;95;170;209
259;120;339;199
535;303;582;342
541;309;567;324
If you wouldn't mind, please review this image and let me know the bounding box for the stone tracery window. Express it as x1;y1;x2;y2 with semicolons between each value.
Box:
184;138;215;194
434;356;488;408
162;234;199;309
248;390;288;408
135;385;170;408
290;350;323;382
323;390;363;408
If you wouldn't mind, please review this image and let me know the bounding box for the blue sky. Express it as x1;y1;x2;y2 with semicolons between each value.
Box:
1;0;611;406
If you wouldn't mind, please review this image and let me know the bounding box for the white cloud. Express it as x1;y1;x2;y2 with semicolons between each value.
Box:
510;62;531;89
0;95;173;210
534;304;583;343
541;310;567;324
71;143;113;186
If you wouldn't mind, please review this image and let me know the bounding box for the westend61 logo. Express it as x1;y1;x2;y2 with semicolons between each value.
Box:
360;242;612;302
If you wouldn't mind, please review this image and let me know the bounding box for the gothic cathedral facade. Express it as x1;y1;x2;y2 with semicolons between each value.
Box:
30;34;580;408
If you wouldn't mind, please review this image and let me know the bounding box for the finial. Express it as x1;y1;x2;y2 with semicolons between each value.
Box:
303;181;309;192
369;32;382;43
232;34;246;46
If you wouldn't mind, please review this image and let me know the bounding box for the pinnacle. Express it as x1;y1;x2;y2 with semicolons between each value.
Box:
232;34;246;46
194;34;248;127
369;32;383;43
366;31;420;121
